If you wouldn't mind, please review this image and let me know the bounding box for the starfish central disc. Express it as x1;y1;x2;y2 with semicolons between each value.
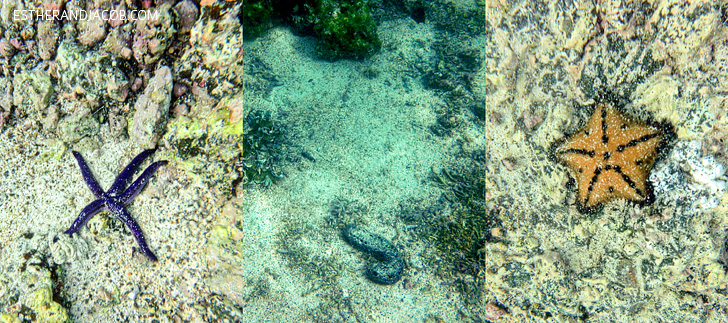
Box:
554;104;667;211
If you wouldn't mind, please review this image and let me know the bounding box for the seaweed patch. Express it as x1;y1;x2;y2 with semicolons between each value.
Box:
342;224;404;285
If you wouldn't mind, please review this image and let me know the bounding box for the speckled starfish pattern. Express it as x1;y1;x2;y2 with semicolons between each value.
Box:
65;149;167;261
555;104;666;211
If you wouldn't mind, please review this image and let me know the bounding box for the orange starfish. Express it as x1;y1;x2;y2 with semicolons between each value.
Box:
553;104;671;212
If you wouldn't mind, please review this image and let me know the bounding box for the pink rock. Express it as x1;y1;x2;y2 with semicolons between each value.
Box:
120;47;132;59
148;38;163;55
0;38;15;58
108;2;127;28
131;77;143;92
175;0;199;34
173;83;187;97
521;108;544;130
172;104;189;117
9;38;23;50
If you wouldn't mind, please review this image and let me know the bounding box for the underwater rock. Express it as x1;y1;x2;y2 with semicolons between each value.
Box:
175;0;199;34
20;23;34;41
101;25;133;59
0;76;12;112
189;5;242;69
108;105;128;139
30;278;69;323
108;2;127;28
0;37;15;58
57;106;100;143
36;20;59;60
1;264;69;323
225;97;243;123
342;224;404;285
77;9;107;46
130;65;173;148
173;83;187;97
54;40;129;109
133;3;175;65
13;68;52;116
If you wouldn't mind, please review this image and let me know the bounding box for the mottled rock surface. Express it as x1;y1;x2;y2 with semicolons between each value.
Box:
77;10;107;46
130;65;173;148
133;3;175;65
55;40;129;109
36;20;59;60
175;0;199;34
13;68;52;116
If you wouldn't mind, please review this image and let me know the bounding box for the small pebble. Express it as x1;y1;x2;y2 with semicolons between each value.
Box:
131;78;143;92
129;285;140;300
173;83;187;97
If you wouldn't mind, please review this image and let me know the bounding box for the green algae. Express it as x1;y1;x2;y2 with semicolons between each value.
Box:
239;0;380;60
313;0;381;60
1;266;70;323
38;141;67;163
241;0;274;38
237;110;286;189
398;151;488;304
29;286;69;323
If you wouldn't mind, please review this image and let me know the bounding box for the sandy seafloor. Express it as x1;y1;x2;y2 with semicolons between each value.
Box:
236;21;477;322
485;1;728;322
0;2;488;322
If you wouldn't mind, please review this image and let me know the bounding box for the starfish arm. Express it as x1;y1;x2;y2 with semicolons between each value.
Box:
107;149;156;196
72;151;104;198
108;202;158;261
64;199;105;236
119;161;168;205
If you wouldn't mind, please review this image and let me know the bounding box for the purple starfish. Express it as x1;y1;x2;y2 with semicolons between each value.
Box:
65;149;168;261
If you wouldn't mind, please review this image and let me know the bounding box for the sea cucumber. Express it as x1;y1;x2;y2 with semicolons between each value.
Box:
342;224;404;285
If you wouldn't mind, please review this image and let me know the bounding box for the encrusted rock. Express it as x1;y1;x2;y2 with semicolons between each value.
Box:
130;65;173;148
57;106;100;143
0;76;12;112
108;2;127;28
0;37;15;58
55;40;129;110
175;0;199;34
189;7;242;69
36;20;59;60
133;3;175;65
101;25;133;59
13;68;53;116
109;105;128;139
77;9;107;46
